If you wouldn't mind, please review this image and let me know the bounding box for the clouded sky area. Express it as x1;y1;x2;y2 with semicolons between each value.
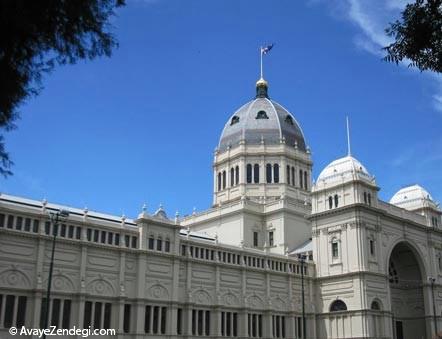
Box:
2;0;441;218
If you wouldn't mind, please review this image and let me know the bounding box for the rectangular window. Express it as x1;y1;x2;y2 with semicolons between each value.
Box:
253;231;258;247
0;213;4;227
177;308;182;335
33;220;40;233
123;304;131;333
153;306;159;334
93;229;99;242
87;228;92;241
131;236;137;248
233;312;238;336
100;231;106;244
16;216;23;230
145;305;151;333
94;302;102;329
60;224;66;237
125;235;130;247
192;310;196;335
156;238;162;251
62;300;71;329
68;225;74;238
103;303;111;329
205;310;210;336
149;237;155;250
4;295;15;327
51;298;61;327
108;232;113;245
83;301;92;328
165;240;170;252
24;218;31;232
269;231;274;246
7;215;14;229
332;242;339;258
75;226;81;240
297;317;302;338
181;245;186;256
16;296;27;327
198;310;203;335
161;307;167;334
40;298;47;329
45;221;51;235
370;239;375;256
115;233;120;246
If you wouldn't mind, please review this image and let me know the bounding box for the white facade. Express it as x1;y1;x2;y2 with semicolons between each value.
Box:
0;77;441;339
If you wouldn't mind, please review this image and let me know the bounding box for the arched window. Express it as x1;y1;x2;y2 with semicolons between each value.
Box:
304;171;308;190
218;172;222;191
256;110;269;119
334;194;339;208
266;164;272;183
291;167;295;186
274;164;279;183
235;166;239;185
286;165;290;185
230;115;239;125
368;193;372;206
371;300;381;310
330;300;347;312
285;115;294;125
222;171;226;189
253;164;260;183
230;168;234;187
328;196;333;209
246;164;252;183
299;169;303;189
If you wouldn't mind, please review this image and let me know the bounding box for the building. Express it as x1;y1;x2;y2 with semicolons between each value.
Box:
0;75;441;339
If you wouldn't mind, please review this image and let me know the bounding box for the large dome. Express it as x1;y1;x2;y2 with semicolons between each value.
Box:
218;79;307;152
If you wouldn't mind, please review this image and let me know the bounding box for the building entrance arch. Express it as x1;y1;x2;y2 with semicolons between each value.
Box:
388;241;427;339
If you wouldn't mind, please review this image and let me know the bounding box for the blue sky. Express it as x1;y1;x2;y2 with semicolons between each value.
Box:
2;0;441;218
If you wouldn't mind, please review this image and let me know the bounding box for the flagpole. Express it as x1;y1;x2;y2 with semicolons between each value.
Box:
346;116;351;156
260;46;263;79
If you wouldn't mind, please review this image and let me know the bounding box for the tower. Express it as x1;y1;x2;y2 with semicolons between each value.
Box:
213;78;312;207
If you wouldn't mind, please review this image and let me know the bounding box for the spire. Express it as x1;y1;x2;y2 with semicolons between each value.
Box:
346;116;352;156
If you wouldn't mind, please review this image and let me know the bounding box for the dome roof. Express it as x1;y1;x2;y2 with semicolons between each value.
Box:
390;184;438;210
316;155;374;186
218;79;307;152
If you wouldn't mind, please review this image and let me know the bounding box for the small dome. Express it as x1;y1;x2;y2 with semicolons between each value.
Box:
218;79;307;152
316;155;374;185
390;184;438;211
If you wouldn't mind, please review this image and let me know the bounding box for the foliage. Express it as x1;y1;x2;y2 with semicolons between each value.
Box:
0;0;125;176
383;0;442;73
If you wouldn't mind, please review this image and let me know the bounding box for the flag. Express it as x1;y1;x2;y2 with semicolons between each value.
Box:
261;44;274;55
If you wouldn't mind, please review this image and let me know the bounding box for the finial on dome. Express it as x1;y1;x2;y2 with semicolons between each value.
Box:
256;77;268;98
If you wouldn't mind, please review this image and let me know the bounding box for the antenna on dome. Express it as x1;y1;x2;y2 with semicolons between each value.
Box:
346;116;352;156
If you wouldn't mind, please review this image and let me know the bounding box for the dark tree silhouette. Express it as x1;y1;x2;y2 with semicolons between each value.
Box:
383;0;442;73
0;0;125;176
